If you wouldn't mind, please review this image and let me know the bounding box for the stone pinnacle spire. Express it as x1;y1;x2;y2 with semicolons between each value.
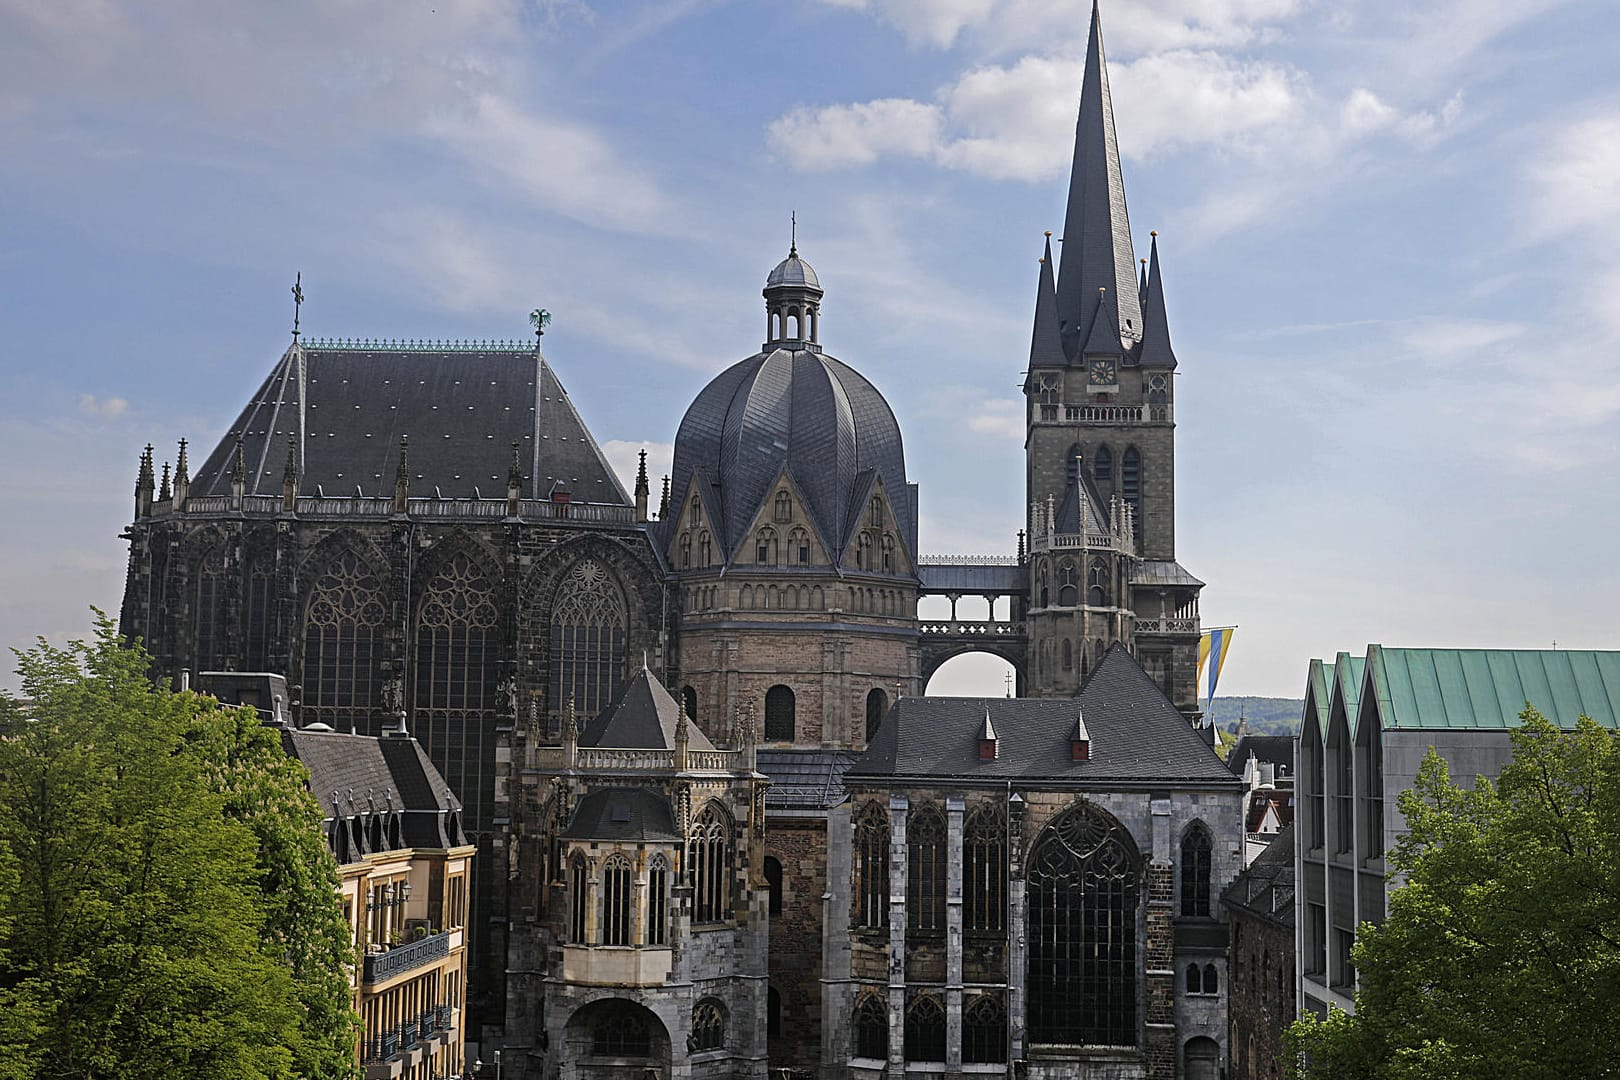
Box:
1056;0;1141;357
1029;232;1066;370
1138;231;1178;369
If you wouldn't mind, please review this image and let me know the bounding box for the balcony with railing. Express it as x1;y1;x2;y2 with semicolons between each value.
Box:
363;1005;458;1079
362;931;449;985
145;494;638;527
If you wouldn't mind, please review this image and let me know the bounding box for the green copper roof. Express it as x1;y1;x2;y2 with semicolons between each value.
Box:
1333;653;1366;734
1303;659;1335;739
1367;646;1620;731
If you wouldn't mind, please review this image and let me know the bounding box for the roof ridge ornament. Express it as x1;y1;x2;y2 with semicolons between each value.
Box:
290;271;304;342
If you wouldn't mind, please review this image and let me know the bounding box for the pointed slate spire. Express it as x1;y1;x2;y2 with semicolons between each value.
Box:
1139;256;1149;306
1056;0;1141;357
634;448;650;523
1082;286;1124;356
1029;232;1066;371
1138;231;1178;369
659;475;671;520
158;460;172;502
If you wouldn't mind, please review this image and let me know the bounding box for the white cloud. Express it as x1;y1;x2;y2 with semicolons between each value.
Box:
1399;319;1524;362
1532;114;1620;239
1341;87;1463;141
602;440;674;496
767;98;944;171
77;394;128;420
966;398;1024;439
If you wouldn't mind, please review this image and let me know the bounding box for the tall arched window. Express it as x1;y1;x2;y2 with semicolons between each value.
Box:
1088;558;1109;607
774;490;793;523
853;801;889;929
1062;639;1073;671
192;545;228;672
601;853;632;945
764;855;783;916
302;549;387;733
964;805;1006;932
789;527;811;565
1203;963;1218;994
963;995;1008;1064
1122;447;1141;536
689;496;702;528
869;496;884;527
569;853;588;943
767;986;782;1040
593;1003;652;1057
1093;444;1114;489
549;559;627;723
1058;562;1078;606
854;992;888;1060
907;805;946;933
647;854;669;945
881;535;895;573
689;802;732;923
865;688;888;743
1186;962;1203;994
764;684;795;742
414;552;501;829
1028;802;1140;1046
856;533;873;570
755;527;777;565
698;531;712;566
904;995;946;1062
682;685;698;723
691;998;727;1052
1180;822;1213;917
680;533;691;568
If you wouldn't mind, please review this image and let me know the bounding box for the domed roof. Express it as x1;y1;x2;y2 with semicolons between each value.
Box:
765;249;821;292
669;345;913;562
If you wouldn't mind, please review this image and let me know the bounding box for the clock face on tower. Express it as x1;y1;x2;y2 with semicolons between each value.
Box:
1088;358;1117;386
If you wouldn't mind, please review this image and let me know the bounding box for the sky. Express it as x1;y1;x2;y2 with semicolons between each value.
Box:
3;0;1619;699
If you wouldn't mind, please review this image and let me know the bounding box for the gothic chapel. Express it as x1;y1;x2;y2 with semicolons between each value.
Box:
118;4;1239;1079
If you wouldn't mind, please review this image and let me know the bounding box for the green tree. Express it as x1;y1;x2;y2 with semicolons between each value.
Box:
0;615;358;1079
1287;707;1620;1080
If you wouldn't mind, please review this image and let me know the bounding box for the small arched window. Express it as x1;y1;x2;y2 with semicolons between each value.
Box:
789;527;811;565
1204;963;1219;995
907;805;946;933
853;801;889;929
569;853;588;943
691;998;727;1052
764;855;784;916
764;685;795;742
1062;639;1073;671
904;995;946;1062
1187;962;1203;994
774;490;793;523
690;802;732;923
698;531;711;566
1058;562;1078;606
869;496;884;527
963;995;1007;1064
881;534;895;573
856;532;873;570
600;853;632;945
854;992;888;1060
865;687;888;743
682;685;698;723
767;986;782;1040
1088;558;1109;607
1180;823;1213;917
755;527;777;565
647;853;669;946
689;496;702;528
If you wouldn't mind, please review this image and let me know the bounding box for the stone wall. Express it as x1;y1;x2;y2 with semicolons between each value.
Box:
1227;907;1294;1080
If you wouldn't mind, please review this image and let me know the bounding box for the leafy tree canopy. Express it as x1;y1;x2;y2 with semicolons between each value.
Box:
1288;707;1620;1080
0;614;358;1079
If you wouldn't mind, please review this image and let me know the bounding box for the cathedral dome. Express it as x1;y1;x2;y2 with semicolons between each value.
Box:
668;344;913;564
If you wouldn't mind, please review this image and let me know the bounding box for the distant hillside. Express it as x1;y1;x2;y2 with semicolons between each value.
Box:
1206;697;1304;737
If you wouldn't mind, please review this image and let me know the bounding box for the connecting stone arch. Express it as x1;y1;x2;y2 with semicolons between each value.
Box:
560;997;672;1080
921;645;1027;696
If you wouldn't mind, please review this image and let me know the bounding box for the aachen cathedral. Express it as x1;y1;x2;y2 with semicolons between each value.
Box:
119;5;1243;1078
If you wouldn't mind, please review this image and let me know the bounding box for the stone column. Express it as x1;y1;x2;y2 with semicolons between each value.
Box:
887;794;909;1080
1146;798;1177;1080
945;796;965;1076
1007;792;1027;1063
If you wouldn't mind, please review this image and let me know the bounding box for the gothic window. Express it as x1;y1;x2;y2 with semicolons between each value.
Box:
854;992;888;1060
764;684;795;742
789;527;811;565
904;995;946;1062
1062;639;1073;671
1028;802;1140;1047
691;998;727;1053
964;805;1006;932
592;1003;652;1057
1147;374;1169;404
680;533;691;568
869;496;884;527
548;559;627;723
857;532;873;570
767;987;782;1040
302;549;387;733
245;564;274;671
853;801;890;929
1094;444;1114;487
682;685;698;722
963;995;1008;1064
413;552;500;829
907;805;946;933
600;853;633;945
689;496;702;528
1186;963;1203;994
774;490;793;523
647;854;669;945
699;531;712;567
689;802;732;923
764;855;783;916
1058;562;1078;606
1180;823;1213;917
569;853;588;942
881;534;895;573
756;527;778;565
1088;558;1109;607
1122;447;1141;536
865;688;888;743
1038;373;1059;405
192;545;228;672
1204;963;1218;994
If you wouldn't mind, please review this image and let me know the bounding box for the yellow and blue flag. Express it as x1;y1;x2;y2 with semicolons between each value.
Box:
1198;627;1236;706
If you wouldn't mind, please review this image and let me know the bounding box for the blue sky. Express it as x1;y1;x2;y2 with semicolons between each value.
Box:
3;0;1618;698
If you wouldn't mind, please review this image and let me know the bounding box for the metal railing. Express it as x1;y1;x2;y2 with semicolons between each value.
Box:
917;620;1027;637
154;494;638;526
362;931;449;984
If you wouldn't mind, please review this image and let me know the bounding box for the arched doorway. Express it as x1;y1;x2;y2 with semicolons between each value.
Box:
561;998;671;1080
924;651;1019;697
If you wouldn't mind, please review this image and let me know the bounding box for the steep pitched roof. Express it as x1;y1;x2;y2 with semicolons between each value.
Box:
580;666;718;751
1365;646;1620;731
1053;465;1112;534
1226;734;1295;777
1056;0;1142;357
560;787;681;842
282;727;466;850
850;644;1237;784
194;343;628;503
1137;232;1178;369
1222;823;1295;926
1029;235;1067;371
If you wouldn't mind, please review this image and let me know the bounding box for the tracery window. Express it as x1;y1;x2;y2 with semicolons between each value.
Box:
907;805;946;933
1088;558;1109;607
698;531;712;567
964;805;1006;932
1058;562;1078;606
647;854;669;945
1122;447;1141;536
1147;374;1169;404
1180;823;1213;917
599;853;633;945
774;490;793;523
592;1004;651;1057
245;564;274;671
302;549;387;733
865;687;887;743
756;527;777;565
689;802;732;923
853;801;890;929
789;527;811;565
1093;444;1114;487
857;532;873;570
413;552;501;829
569;853;588;942
548;559;627;724
1028;802;1139;1047
963;994;1008;1064
764;684;795;742
904;995;946;1062
192;545;228;672
881;534;895;573
691;998;727;1052
854;992;888;1060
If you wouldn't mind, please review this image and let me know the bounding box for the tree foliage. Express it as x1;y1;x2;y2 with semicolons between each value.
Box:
1287;707;1620;1080
0;614;358;1079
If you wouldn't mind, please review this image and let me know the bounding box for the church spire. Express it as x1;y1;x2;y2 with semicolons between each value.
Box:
1056;0;1141;357
1138;231;1178;369
1029;233;1065;370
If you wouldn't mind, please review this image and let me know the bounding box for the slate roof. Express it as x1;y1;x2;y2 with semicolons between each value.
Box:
1028;235;1066;371
1226;734;1295;777
667;342;916;561
756;748;860;810
1137;233;1178;369
1366;645;1620;732
1222;823;1295;927
580;666;717;751
561;787;682;842
193;343;628;503
1132;560;1204;589
917;560;1024;592
849;644;1238;784
1053;466;1112;533
282;727;467;850
766;250;821;290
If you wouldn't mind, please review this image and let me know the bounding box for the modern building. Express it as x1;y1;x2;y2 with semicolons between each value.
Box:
1225;734;1294;865
1222;824;1295;1080
1294;646;1620;1018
